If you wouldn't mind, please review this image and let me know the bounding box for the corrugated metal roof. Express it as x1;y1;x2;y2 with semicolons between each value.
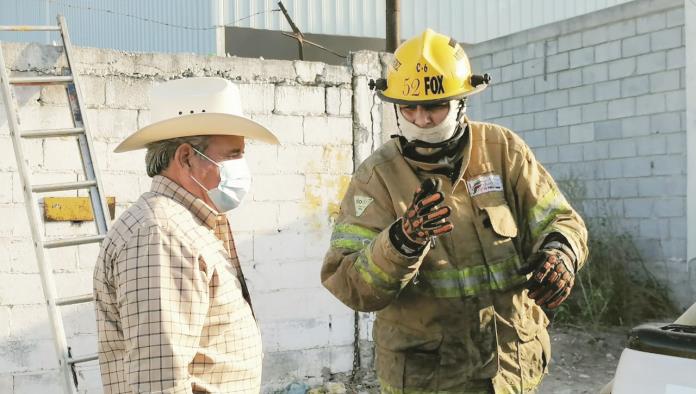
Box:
1;0;636;54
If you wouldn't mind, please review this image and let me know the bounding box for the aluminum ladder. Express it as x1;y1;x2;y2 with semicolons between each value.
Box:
0;15;109;394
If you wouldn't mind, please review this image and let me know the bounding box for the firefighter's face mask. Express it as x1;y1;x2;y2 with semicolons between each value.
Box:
396;100;463;143
189;147;251;212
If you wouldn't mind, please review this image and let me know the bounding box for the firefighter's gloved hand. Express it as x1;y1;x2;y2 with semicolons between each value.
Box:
521;242;576;309
389;178;453;256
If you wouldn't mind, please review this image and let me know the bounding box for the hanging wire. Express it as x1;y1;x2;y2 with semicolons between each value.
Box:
21;0;280;31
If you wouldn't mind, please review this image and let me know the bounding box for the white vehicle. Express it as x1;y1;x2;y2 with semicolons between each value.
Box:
603;303;696;394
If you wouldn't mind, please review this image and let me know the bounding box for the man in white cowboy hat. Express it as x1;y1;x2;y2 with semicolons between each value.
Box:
93;77;279;394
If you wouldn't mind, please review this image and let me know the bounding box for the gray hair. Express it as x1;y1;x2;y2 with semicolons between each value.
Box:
145;135;210;177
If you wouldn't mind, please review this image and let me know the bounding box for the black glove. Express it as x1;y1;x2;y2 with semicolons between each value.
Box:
520;241;576;309
389;178;453;256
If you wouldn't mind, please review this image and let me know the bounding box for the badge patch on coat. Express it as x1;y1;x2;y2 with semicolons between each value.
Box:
354;195;374;217
467;174;504;197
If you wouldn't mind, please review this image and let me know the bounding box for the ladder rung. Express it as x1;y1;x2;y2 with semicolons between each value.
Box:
21;127;85;139
9;76;73;85
68;353;98;365
44;234;106;249
56;294;93;306
32;180;97;193
0;25;60;32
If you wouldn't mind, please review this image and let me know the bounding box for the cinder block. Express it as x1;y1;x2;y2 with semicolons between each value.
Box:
294;61;325;84
513;44;536;63
533;146;558;164
581;102;608;122
534;75;558;93
621;75;650;97
594;119;623;140
609;140;637;158
547;53;569;73
0;273;44;305
569;86;594;105
665;91;686;112
569;47;594;69
670;217;687;238
654;198;685;217
582;26;607;46
622;34;651;57
534;110;557;129
472;54;493;70
650;27;683;51
636;52;667;74
544;90;568;109
523;94;545;113
546;127;570;146
501;63;523;82
0;205;32;238
667;47;685;69
621;115;651;137
558;144;583;162
278;145;326;174
492;49;513;67
87;108;139;142
523;58;544;77
622;157;652;177
583;141;609;161
512;79;534;97
649;69;680;93
227;201;279;232
569;124;594;143
0;173;12;204
636;135;667;155
252;174;305;202
303;116;352;145
582;63;609;84
558;69;582;89
638;175;684;197
319;64;351;85
492;82;514;101
502;98;523;116
607;20;636;40
558;106;582;126
558;32;583;52
638;218;669;239
610;178;639;198
594;41;622;63
326;87;352;116
666;133;686;154
666;7;685;27
251;114;303;145
244;144;279;175
512;114;535;132
652;155;685;176
274;85;325;116
599;159;623;178
624;198;653;218
105;77;152;109
609;58;637;80
637;12;668;33
595;80;621;101
239;83;275;115
483;102;503;119
636;93;666;115
608;97;636;119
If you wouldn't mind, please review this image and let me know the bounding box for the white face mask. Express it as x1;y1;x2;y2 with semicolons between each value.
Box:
190;148;251;212
397;101;463;143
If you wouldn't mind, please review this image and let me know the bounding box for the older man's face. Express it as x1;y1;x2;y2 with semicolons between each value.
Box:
189;135;245;206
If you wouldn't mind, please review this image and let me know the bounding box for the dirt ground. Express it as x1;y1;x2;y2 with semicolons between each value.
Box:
313;326;629;394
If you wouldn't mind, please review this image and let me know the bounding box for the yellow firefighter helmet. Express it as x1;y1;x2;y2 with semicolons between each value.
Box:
372;28;490;104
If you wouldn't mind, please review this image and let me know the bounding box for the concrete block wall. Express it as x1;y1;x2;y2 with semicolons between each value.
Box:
465;0;690;305
0;42;356;392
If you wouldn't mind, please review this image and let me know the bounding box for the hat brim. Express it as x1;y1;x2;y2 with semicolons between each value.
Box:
114;112;280;152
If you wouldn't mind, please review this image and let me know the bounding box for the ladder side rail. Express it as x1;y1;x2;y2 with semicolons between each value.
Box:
58;15;110;235
0;43;77;394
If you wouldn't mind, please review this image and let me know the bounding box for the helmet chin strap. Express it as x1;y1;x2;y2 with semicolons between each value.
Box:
392;99;468;161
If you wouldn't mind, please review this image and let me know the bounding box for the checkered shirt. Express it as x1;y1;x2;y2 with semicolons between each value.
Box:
94;175;262;393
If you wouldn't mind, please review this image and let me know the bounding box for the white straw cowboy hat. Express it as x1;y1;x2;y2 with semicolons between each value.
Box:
114;77;279;152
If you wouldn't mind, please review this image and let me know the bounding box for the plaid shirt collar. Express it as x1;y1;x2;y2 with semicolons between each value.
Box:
150;175;222;230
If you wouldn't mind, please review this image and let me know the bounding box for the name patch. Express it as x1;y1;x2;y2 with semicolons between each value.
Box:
467;174;504;197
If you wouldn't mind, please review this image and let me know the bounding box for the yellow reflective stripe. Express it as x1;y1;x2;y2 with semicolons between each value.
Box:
419;256;526;298
528;189;571;239
331;223;379;252
379;379;491;394
354;246;399;294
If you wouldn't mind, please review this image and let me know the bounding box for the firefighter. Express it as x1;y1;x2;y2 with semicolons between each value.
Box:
321;29;588;393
